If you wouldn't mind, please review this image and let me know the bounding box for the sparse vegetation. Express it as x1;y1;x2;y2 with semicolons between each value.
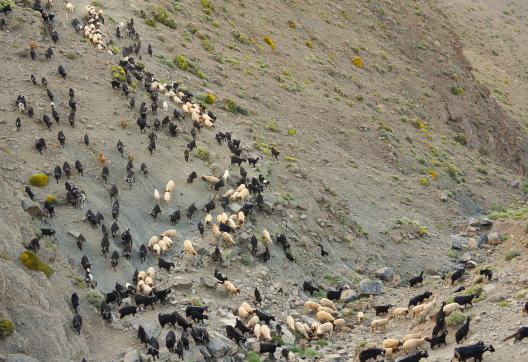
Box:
352;56;363;68
246;352;261;362
111;65;127;82
446;310;466;326
223;98;249;115
451;86;465;95
173;55;207;79
454;133;467;145
263;36;276;50
287;128;297;136
498;300;510;308
87;290;104;307
287;20;296;29
0;319;15;339
194;146;210;161
200;0;214;14
19;251;53;277
144;18;157;28
419;177;429;186
505;249;521;261
151;6;177;29
29;173;48;187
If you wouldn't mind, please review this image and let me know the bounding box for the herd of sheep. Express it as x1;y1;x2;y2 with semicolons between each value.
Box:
3;0;528;361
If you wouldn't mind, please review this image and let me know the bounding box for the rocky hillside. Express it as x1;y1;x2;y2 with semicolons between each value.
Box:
1;0;528;361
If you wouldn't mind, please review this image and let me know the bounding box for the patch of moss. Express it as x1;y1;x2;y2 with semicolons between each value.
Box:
246;352;261;362
19;251;53;277
29;173;48;187
0;319;15;339
498;300;509;308
271;335;285;346
288;20;296;29
204;92;215;104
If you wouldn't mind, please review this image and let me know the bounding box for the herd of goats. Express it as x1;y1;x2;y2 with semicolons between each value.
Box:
3;1;528;361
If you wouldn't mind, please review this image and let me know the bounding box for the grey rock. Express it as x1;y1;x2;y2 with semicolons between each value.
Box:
487;232;500;243
67;230;81;239
21;199;43;218
375;267;394;281
358;279;383;295
324;354;349;362
5;354;41;362
200;275;218;289
477;234;488;247
130;317;161;339
171;276;193;290
123;349;141;362
206;330;237;358
450;234;468;250
228;203;241;214
341;290;359;303
281;328;295;344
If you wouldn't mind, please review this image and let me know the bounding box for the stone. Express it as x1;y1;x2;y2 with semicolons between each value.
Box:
200;275;218;289
130;317;161;339
477;234;488;247
21;199;43;218
440;191;449;201
467;238;478;249
281;328;296;344
228;203;242;214
123;349;141;362
67;230;81;239
487;232;501;244
171;276;193;290
375;267;394;281
358;279;383;295
324;354;348;362
206;330;237;358
450;234;468;250
5;354;41;362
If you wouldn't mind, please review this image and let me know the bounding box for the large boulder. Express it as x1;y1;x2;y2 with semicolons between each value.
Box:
5;354;40;362
123;349;141;362
375;267;394;281
341;289;359;303
130;317;161;339
450;234;468;250
171;276;194;290
21;199;43;218
206;330;237;358
358;279;383;296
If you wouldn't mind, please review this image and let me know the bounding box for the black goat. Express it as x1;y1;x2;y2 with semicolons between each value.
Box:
226;325;246;345
374;304;393;316
150;204;161;219
427;330;448;350
453;294;477;308
455;317;471;344
409;271;424;287
504;326;528;344
158;312;177;328
397;350;428;362
186;203;197;219
153;288;171;304
119;305;140;319
451;268;465;284
303;282;319;296
137;325;149;346
327;287;345;301
453;342;494;361
358;348;385;362
72;314;82;335
187;171;197;183
135;294;157;309
71;292;79;314
255;309;275;324
170;210;181;225
408;291;433;307
254;287;262;305
166;330;176;353
214;269;228;283
479;268;493;280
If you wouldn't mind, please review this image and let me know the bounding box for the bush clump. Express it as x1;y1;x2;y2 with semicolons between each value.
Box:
111;65;127;82
223;98;249;115
0;319;15;339
263;36;276;50
204;92;215;104
288;20;296;29
174;55;189;70
45;194;56;204
454;133;467;145
451;86;464;95
87;289;104;306
19;251;53;277
352;56;363;68
144;18;157;28
152;6;177;29
246;352;261;362
29;173;49;187
419;177;429;186
505;249;521;261
194;146;210;161
446;310;466;326
173;55;207;79
287;128;297;136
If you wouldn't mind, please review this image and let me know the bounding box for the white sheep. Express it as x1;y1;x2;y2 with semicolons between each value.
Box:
371;316;392;332
402;333;421;343
154;189;160;203
260;325;272;341
304;300;321;314
287;316;295;331
142;284;153;296
183;239;197;256
357;311;364;324
391;307;409;319
163;101;168;112
222;170;229;181
402;338;427;353
333;318;346;329
237;211;245;226
316;310;334;323
262;229;272;250
319;298;337;311
254;324;261;341
152;244;161;257
148;236;159;249
145;276;154;287
295;321;309;339
212;224;221;238
238;306;252;319
165;180;175;193
443;302;464;315
316;322;333;337
382;339;401;349
205;214;213;226
162;236;173;245
201;175;220;184
161;229;177;238
164;191;171;204
147;267;156;279
138;271;147;281
247;315;259;328
158;239;169;253
66;3;74;13
222;232;235;246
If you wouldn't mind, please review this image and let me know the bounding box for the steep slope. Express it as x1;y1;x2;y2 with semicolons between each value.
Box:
0;0;527;361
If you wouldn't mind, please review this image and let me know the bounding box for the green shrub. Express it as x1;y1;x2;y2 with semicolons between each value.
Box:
174;55;189;70
454;133;467;145
173;55;207;79
287;128;297;136
316;339;329;347
323;273;341;286
204;93;215;104
287;20;296;29
305;40;313;48
0;319;14;339
505;250;521;261
446;310;466;326
419;177;429;186
263;36;276;50
152;6;177;29
447;164;465;183
267;121;278;132
200;0;214;14
144;18;157;28
223;98;249;115
111;66;127;82
19;251;53;277
194;146;210;161
417;226;428;237
29;173;49;187
246;352;261;362
271;335;285;346
304;348;318;357
87;290;104;307
498;300;509;308
451;86;464;95
284;156;298;162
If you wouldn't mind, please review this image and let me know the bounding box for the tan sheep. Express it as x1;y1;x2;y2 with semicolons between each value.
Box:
138;271;147;281
144;276;154;287
226;218;238;230
411;304;426;317
154;189;160;203
165;180;175;193
315;322;333;337
223;281;240;296
213;224;221;238
237;211;245;226
161;229;177;238
183;239;197;256
201;175;220;184
223;189;235;198
333;318;346;329
316;310;335;323
384;347;398;359
254;324;261;341
357;311;364;324
163;192;171;203
391;307;409;319
287;316;295;331
260;325;272;341
147;267;156;279
304;300;321;314
318;306;338;316
137;280;145;292
241;302;254;314
295;321;309;339
382;339;402;349
402;338;427;353
371;316;393;332
237;188;250;202
222;232;235;246
205;214;213;226
238;306;252;319
162;236;173;245
262;229;272;250
420;297;437;318
443;302;464;315
158;239;169;253
152;244;161;257
247;315;260;328
402;333;421;343
319;298;337;311
148;236;159;248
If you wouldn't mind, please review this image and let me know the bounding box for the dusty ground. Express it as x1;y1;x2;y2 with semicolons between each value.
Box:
1;0;528;361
